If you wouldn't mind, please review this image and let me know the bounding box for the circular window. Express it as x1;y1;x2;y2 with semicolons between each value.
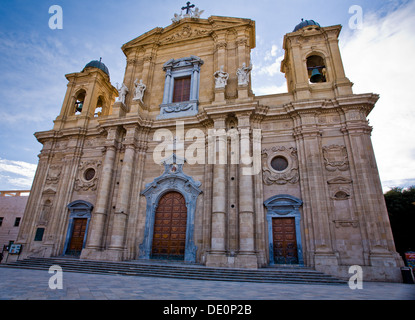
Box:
271;156;289;172
84;168;96;181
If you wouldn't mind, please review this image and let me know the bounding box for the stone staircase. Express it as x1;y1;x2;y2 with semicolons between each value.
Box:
1;257;346;285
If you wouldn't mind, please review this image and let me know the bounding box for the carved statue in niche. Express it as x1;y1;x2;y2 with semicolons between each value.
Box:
214;65;229;89
133;79;146;103
237;62;252;86
116;83;128;104
262;146;299;185
322;145;349;171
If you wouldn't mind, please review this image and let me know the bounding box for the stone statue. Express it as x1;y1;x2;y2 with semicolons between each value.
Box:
172;13;182;23
237;62;252;86
117;83;128;104
133;79;146;103
214;65;229;89
193;8;204;18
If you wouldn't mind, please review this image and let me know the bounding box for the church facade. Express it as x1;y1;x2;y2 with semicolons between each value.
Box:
15;12;403;281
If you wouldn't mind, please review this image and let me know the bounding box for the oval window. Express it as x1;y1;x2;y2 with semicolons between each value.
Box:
271;156;289;172
84;168;96;181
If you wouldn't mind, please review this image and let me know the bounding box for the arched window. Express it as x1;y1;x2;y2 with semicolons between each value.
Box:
94;96;104;117
306;55;327;83
74;90;86;115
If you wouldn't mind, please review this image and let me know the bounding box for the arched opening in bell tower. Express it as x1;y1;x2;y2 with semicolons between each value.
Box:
306;54;327;83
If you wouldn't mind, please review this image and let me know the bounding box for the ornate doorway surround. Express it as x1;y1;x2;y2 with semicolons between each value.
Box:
63;200;93;256
140;154;202;263
264;195;304;265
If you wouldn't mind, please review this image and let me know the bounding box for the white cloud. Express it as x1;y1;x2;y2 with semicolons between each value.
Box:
253;82;287;96
341;1;415;189
254;54;284;77
270;45;278;57
0;158;37;190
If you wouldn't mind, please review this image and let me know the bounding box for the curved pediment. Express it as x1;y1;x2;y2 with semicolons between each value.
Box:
327;176;353;185
264;194;303;209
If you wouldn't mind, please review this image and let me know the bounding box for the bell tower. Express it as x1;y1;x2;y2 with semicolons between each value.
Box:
281;20;353;100
53;59;118;130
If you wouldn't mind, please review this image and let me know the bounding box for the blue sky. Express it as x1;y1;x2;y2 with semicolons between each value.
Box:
0;0;414;191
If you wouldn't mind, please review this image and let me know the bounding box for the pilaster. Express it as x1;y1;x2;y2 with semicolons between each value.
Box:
81;127;120;260
236;112;257;268
205;116;228;267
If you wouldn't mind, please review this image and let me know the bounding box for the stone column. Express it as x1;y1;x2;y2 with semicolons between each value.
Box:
88;146;116;248
190;63;200;101
108;142;136;260
236;113;257;268
162;68;172;104
206;117;228;267
81;143;117;260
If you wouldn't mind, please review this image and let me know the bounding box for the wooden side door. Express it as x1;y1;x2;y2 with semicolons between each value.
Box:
272;217;298;264
68;218;88;255
152;192;187;260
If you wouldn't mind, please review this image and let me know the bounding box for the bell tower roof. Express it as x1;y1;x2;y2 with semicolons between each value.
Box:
293;19;321;32
82;59;110;77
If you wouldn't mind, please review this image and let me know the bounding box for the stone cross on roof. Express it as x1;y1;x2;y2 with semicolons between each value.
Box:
181;2;195;15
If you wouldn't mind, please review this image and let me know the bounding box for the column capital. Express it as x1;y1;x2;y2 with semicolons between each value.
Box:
210;114;227;129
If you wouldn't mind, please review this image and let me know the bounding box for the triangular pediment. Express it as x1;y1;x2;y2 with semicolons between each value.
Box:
160;20;212;44
122;27;164;51
122;16;255;52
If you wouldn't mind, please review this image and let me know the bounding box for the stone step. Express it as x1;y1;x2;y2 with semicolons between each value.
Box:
6;260;337;281
1;257;346;285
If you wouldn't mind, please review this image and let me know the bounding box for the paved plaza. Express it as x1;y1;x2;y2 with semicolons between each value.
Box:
0;267;414;300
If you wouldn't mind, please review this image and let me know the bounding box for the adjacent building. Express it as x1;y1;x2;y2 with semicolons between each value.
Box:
0;191;29;253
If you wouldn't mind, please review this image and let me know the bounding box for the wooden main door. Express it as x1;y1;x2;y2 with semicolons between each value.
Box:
152;192;187;260
272;217;298;264
67;218;87;256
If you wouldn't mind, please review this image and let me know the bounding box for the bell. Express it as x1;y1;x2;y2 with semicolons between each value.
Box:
310;68;324;83
75;102;83;113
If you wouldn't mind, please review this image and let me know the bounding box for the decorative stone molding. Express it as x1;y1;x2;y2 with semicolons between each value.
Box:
327;176;353;200
262;146;299;185
322;145;349;171
333;220;359;228
45;166;61;185
74;160;102;191
163;26;210;43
